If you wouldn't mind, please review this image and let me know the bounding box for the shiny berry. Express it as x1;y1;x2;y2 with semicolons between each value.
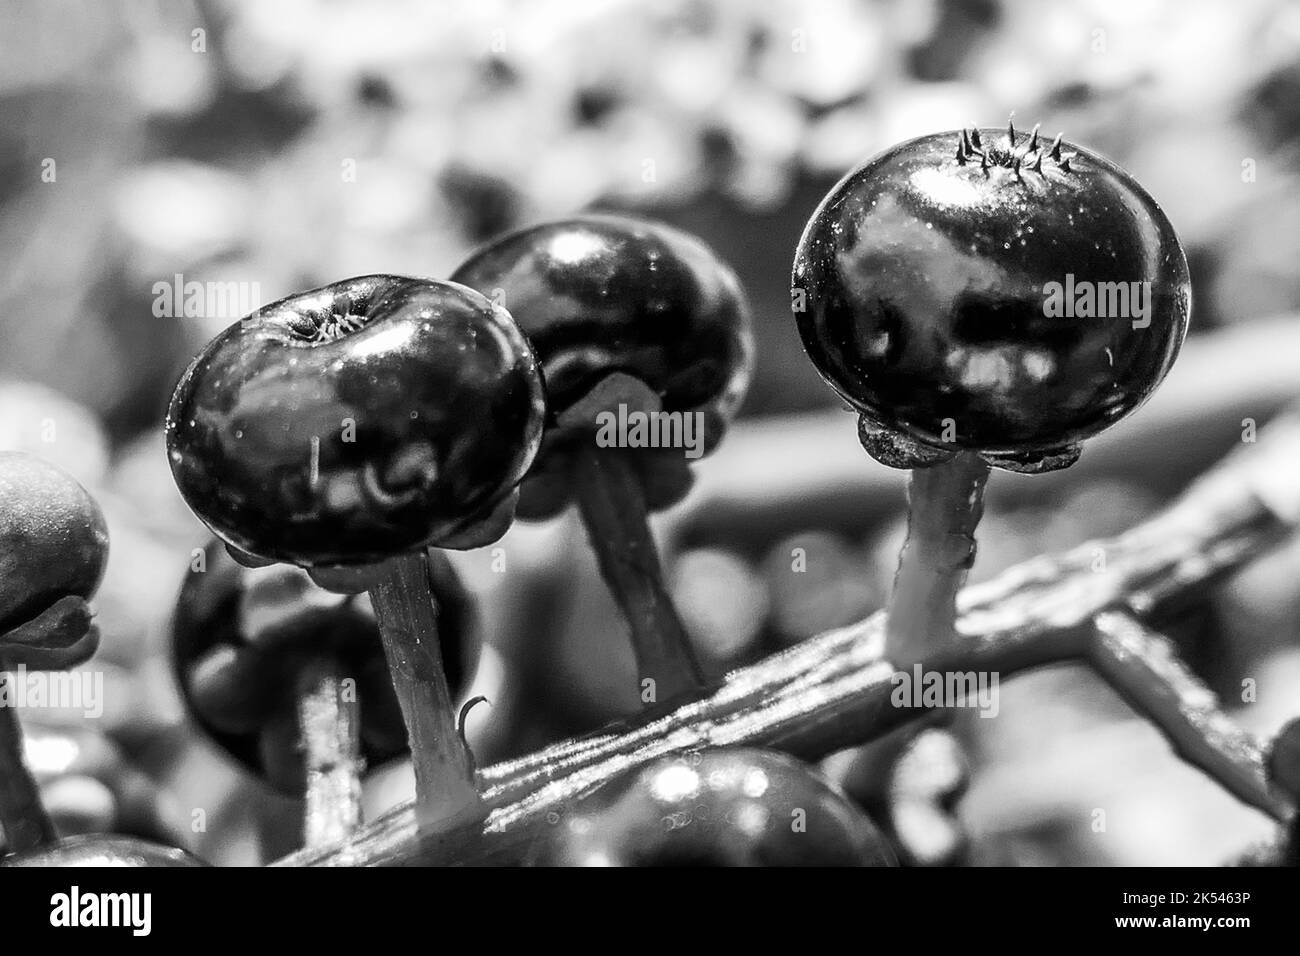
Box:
451;215;754;515
793;124;1190;471
170;539;476;791
0;452;108;668
165;275;545;566
535;748;896;866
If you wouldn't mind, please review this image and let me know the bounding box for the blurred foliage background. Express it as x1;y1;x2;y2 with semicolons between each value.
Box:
1;0;1299;866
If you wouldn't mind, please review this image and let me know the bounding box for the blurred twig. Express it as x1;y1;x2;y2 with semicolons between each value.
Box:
279;410;1300;866
1089;611;1284;819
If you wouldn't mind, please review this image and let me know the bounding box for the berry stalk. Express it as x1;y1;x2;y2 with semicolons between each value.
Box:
367;552;482;833
571;444;705;706
885;452;990;662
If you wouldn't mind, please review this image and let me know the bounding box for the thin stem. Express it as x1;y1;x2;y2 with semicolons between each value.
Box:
1088;611;1286;820
367;551;482;834
881;452;989;854
0;672;55;853
296;657;363;850
887;452;990;662
571;444;705;705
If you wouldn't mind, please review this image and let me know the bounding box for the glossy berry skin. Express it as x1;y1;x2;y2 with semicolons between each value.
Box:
451;216;754;516
166;275;545;567
452;215;752;430
0;452;107;631
171;539;476;792
535;748;896;867
0;452;108;666
793;128;1190;469
2;835;206;867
